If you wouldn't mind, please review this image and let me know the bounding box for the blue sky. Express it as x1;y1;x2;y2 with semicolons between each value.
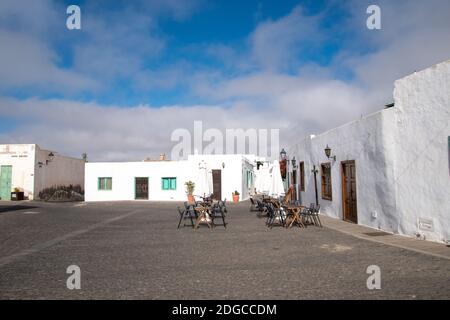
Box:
2;0;355;106
1;0;449;160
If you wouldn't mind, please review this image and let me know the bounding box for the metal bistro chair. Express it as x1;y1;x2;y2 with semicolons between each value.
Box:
210;200;227;229
177;202;197;229
311;203;322;228
302;203;322;227
256;199;267;217
266;201;286;229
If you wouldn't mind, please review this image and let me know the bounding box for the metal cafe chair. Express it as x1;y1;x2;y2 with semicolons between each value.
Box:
177;202;197;229
266;201;285;229
311;204;323;228
301;203;322;227
210;201;227;229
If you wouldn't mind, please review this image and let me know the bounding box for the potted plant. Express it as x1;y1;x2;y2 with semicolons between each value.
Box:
11;187;24;201
232;190;240;203
185;181;195;203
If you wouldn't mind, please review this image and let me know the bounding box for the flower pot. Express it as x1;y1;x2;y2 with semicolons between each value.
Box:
187;194;195;203
232;194;239;202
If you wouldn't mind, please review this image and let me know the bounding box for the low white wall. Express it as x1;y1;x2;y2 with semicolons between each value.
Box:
0;144;36;199
85;155;255;202
188;154;253;201
85;161;193;202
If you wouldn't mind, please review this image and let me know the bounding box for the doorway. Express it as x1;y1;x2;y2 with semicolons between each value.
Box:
341;161;357;223
0;165;12;200
135;177;149;200
212;170;222;200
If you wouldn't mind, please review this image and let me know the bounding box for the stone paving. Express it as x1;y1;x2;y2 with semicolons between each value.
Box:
0;200;449;299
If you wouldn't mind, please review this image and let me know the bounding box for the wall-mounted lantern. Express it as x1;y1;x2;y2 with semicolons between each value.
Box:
46;152;55;165
324;145;336;161
280;148;287;160
222;162;225;169
291;156;297;169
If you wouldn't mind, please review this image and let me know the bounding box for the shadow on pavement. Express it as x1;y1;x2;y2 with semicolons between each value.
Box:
0;205;38;213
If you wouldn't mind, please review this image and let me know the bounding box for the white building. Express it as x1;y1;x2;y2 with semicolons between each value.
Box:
287;60;450;244
0;144;85;200
84;154;255;202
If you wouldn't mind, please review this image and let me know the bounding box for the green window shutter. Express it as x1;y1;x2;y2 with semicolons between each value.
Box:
170;178;176;190
162;178;168;190
98;177;112;190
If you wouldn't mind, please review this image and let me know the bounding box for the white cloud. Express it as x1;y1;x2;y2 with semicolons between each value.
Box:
249;6;324;71
0;1;449;161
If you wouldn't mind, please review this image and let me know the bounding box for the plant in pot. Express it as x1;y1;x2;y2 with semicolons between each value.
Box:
185;181;195;203
11;187;24;201
232;190;240;202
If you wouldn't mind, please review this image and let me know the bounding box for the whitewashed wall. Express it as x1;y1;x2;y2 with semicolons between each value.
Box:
287;59;450;244
85;154;255;202
392;60;450;243
0;144;36;199
289;109;398;234
188;154;254;201
34;146;85;198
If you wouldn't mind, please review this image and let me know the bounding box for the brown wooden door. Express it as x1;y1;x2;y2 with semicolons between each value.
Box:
212;170;222;200
341;161;357;223
135;177;149;200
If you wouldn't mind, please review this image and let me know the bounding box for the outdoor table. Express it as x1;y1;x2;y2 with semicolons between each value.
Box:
283;205;306;228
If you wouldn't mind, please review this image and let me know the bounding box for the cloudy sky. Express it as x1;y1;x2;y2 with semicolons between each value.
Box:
0;0;449;161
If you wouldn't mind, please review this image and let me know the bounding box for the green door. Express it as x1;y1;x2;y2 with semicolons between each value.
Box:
0;165;12;200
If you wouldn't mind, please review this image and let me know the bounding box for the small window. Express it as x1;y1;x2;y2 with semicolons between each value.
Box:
162;177;176;190
246;170;252;189
321;163;332;200
98;177;112;190
299;161;305;191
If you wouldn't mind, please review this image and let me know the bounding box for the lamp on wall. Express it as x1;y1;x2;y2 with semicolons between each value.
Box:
324;145;336;161
291;156;297;169
222;162;225;169
280;148;287;160
46;152;55;165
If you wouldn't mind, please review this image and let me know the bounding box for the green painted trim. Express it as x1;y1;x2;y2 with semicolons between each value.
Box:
98;177;112;191
161;177;176;190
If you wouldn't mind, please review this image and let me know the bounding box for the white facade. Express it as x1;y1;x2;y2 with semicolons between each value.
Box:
287;60;450;244
0;144;85;200
84;154;256;202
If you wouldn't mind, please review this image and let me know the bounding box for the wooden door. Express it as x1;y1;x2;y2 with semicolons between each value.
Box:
341;161;357;223
0;165;12;200
135;177;148;200
212;170;222;200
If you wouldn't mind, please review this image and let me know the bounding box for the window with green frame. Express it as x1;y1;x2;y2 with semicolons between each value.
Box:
246;170;252;189
162;177;176;190
98;177;112;190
